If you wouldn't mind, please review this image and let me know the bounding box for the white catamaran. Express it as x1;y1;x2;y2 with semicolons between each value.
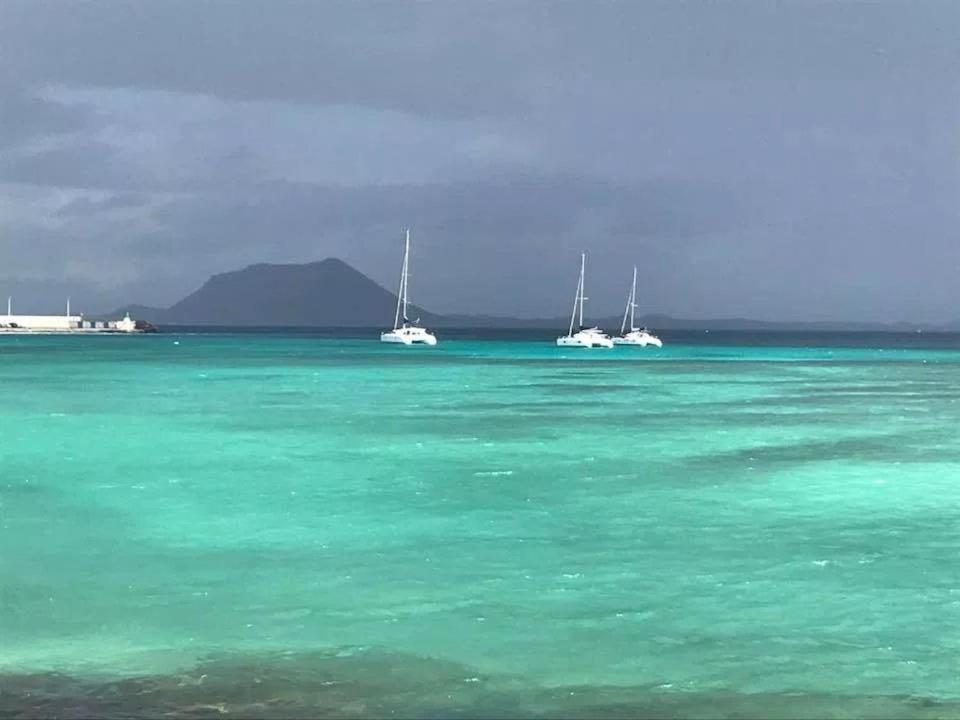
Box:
556;253;613;348
380;229;437;346
612;266;662;347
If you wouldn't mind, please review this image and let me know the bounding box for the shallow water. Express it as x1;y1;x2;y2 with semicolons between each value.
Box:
2;331;959;717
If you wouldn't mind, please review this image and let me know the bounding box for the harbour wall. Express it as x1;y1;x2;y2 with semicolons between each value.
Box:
1;314;83;329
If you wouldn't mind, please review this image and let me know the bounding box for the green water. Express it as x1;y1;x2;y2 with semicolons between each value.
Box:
2;332;959;717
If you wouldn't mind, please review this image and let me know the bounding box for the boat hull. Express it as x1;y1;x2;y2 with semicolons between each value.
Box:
612;331;663;347
380;328;437;346
557;331;614;348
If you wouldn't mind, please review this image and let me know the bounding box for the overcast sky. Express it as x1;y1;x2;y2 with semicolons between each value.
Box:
1;1;958;320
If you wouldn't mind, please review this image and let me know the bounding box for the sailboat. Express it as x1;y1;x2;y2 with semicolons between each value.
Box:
380;229;438;346
556;253;613;348
612;266;662;347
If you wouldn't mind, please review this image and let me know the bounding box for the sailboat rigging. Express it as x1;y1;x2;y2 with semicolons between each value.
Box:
556;253;613;348
612;265;662;347
380;229;438;346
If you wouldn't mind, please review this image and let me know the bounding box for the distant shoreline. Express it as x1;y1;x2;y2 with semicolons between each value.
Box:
102;258;956;333
12;323;958;336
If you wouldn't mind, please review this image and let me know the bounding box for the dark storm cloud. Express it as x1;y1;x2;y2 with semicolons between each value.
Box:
0;1;534;119
4;2;956;122
136;174;741;260
0;0;958;321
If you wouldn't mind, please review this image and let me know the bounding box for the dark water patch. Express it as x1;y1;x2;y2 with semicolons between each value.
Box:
378;406;713;440
622;361;786;375
680;430;960;472
431;400;584;414
353;401;881;443
751;515;960;574
769;388;960;405
301;354;554;370
805;382;956;394
1;649;956;719
0;480;51;497
743;388;960;405
492;382;638;395
651;408;856;429
532;372;616;382
348;412;619;444
185;372;297;383
374;400;626;424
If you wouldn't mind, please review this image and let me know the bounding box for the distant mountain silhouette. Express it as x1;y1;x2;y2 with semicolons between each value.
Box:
116;258;438;327
113;257;937;331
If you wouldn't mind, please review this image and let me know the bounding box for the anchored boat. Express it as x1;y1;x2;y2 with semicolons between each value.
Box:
556;253;613;348
612;266;662;347
380;229;437;346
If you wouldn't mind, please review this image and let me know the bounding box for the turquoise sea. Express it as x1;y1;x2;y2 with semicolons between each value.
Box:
2;330;960;718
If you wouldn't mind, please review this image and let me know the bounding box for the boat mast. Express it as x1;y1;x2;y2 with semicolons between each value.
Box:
578;252;586;330
567;253;583;336
6;296;11;317
402;228;410;324
620;267;634;335
630;265;637;331
392;229;409;330
66;297;71;317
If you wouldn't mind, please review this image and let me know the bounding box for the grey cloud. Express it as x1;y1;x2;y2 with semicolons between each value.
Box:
0;274;142;316
0;141;145;190
139;174;742;254
3;2;957;122
0;81;97;148
0;134;268;193
55;192;153;217
1;1;535;119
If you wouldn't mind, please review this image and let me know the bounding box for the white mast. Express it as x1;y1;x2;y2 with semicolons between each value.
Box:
66;297;71;317
402;228;410;325
620;267;634;335
578;252;586;330
556;251;614;348
392;229;410;330
6;296;11;317
567;253;584;336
